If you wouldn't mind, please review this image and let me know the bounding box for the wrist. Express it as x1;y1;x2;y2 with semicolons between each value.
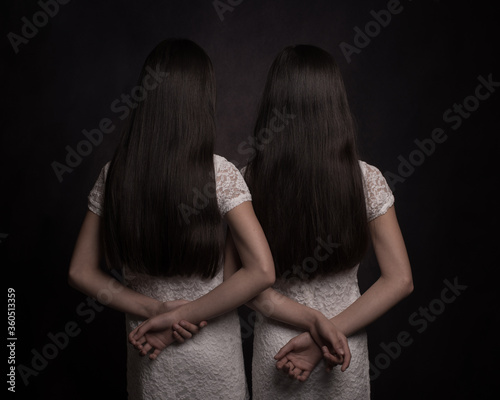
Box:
305;309;324;331
149;300;165;318
330;315;350;337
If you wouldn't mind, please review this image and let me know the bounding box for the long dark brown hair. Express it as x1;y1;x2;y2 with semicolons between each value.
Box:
245;45;369;279
102;39;223;278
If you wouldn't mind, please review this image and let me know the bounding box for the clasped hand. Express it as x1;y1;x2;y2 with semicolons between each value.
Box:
128;299;207;360
129;301;350;383
274;318;350;382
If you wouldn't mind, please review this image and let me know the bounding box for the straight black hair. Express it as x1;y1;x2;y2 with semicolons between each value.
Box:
245;44;369;279
102;39;224;278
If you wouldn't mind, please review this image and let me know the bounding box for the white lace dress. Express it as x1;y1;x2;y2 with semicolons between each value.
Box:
251;161;395;400
87;155;252;400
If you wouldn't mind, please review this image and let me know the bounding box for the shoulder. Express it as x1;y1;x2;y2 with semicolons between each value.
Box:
358;160;380;177
212;154;252;215
213;154;234;171
358;160;395;221
87;161;111;216
93;161;111;185
358;160;387;188
213;154;243;176
102;161;111;179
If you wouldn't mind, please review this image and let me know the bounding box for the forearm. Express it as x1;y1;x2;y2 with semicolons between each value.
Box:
246;288;323;331
332;206;414;337
168;202;275;325
69;211;162;319
331;275;413;337
169;266;273;324
68;267;160;319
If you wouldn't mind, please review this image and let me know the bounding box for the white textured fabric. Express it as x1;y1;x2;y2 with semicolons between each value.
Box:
87;154;251;400
251;161;394;400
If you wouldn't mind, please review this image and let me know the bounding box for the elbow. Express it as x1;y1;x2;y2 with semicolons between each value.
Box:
401;275;414;298
67;268;77;289
267;270;276;288
261;262;276;289
67;264;83;290
262;268;276;289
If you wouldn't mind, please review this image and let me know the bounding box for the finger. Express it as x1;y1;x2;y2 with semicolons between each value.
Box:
276;357;288;371
281;360;291;374
274;342;294;360
178;320;198;335
149;348;161;360
140;342;153;356
297;370;311;382
172;331;185;344
286;361;295;377
199;321;208;328
290;366;302;380
322;347;343;364
325;357;338;372
129;328;141;344
133;336;148;350
131;320;152;340
131;336;146;350
172;323;193;339
340;337;351;372
332;336;345;357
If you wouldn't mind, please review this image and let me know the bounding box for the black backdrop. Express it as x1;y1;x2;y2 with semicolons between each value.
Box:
3;0;498;399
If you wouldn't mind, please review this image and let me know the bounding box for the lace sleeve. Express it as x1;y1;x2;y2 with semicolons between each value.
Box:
214;155;252;216
87;162;110;217
359;161;395;221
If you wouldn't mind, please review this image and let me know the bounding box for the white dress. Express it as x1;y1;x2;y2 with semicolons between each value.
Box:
88;155;252;400
251;161;395;400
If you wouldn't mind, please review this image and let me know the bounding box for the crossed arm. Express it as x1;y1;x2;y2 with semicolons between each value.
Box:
227;206;413;381
69;202;276;358
68;210;208;338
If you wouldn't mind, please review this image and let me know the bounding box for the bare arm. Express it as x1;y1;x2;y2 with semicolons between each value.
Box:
329;205;413;337
129;201;276;357
224;229;322;331
165;201;275;322
274;206;413;378
68;211;163;319
224;227;349;370
240;206;412;336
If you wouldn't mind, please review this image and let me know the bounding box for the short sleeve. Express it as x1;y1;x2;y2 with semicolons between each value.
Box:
214;155;252;216
87;162;110;217
359;161;395;221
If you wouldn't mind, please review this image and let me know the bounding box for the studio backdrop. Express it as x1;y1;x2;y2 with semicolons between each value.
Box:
3;0;498;399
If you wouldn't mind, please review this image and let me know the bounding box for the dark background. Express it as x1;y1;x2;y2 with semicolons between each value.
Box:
2;0;498;399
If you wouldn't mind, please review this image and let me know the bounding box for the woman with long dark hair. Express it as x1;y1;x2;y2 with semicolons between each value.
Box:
223;45;413;399
68;39;279;399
